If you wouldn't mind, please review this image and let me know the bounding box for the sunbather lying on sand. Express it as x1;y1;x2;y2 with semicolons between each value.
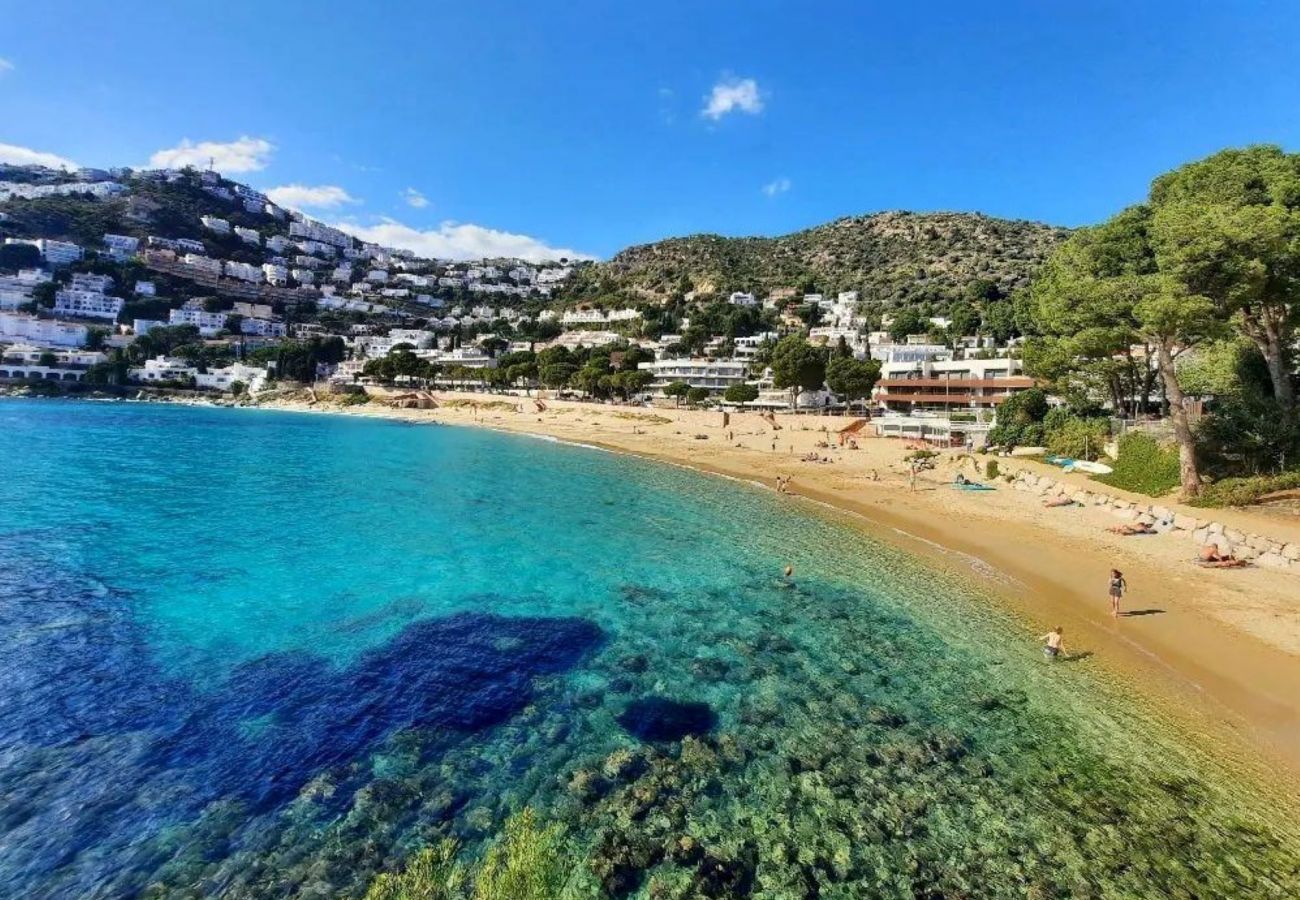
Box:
1107;522;1156;536
1043;496;1076;508
1196;546;1248;568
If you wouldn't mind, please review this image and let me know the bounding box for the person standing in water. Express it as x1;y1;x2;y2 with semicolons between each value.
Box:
1041;626;1066;660
1108;569;1126;617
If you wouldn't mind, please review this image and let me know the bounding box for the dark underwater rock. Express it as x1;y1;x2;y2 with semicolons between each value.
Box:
866;705;908;728
590;828;665;897
0;599;604;897
617;698;717;743
618;653;650;673
694;843;757;897
689;656;733;682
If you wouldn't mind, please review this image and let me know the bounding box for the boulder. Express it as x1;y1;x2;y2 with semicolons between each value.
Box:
1283;543;1300;562
1235;544;1261;562
1072;492;1091;504
1192;527;1209;544
1247;534;1274;553
1172;514;1197;532
1257;552;1291;571
1207;521;1225;534
1151;505;1173;521
1225;529;1247;545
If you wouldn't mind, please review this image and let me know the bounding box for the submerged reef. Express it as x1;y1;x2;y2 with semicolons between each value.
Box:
5;482;1300;898
0;538;604;897
617;698;717;743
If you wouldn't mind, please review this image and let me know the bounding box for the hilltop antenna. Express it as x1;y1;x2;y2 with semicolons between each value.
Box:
208;156;215;172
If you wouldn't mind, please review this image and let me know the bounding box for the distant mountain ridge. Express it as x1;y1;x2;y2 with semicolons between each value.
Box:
568;211;1070;305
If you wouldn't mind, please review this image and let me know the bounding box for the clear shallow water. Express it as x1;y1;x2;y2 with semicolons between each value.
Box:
1;399;1297;898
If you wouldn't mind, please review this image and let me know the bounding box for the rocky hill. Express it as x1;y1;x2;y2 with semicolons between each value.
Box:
567;211;1069;306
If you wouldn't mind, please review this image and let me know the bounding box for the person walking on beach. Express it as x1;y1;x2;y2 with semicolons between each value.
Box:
1108;569;1126;617
1041;626;1066;660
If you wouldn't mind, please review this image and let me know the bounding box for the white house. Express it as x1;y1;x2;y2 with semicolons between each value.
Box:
176;238;206;254
234;226;261;245
240;318;288;338
129;356;197;384
291;268;316;285
262;263;289;285
265;235;290;253
135;280;156;296
729;292;757;307
388;328;437;349
231;301;273;318
183;254;222;276
70;273;114;293
102;234;140;258
637;357;750;393
5;238;83;266
561;308;608;326
53;290;123;321
0;274;35;310
196;362;268;393
365;269;389;283
224;261;262;283
0;312;88;347
200;215;231;235
169;308;228;336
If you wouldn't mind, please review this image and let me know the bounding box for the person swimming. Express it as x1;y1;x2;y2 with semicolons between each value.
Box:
1041;626;1066;660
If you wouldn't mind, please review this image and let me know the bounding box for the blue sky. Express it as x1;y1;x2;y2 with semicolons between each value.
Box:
3;1;1300;260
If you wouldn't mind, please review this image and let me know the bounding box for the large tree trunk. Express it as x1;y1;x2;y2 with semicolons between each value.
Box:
1156;342;1201;498
1242;307;1295;413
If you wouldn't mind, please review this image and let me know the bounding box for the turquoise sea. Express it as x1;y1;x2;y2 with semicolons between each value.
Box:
1;398;1297;898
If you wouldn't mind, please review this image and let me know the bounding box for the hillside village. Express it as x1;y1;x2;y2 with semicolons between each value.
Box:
0;161;1059;449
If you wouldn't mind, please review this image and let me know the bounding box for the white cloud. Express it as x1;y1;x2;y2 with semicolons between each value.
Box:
336;217;594;263
401;187;429;208
265;183;360;211
0;141;77;169
148;136;274;173
0;58;14;75
762;177;792;197
702;76;764;120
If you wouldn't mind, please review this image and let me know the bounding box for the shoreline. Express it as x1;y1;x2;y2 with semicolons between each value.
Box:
9;390;1300;793
249;390;1300;789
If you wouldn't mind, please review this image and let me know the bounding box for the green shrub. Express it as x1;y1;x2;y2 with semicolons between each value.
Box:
985;459;1000;480
1188;471;1300;508
1045;417;1109;461
365;809;570;900
1096;433;1181;497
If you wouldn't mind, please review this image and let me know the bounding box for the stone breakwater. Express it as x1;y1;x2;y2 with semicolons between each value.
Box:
1003;467;1300;574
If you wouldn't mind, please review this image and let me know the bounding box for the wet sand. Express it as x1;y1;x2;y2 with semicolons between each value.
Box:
257;390;1300;790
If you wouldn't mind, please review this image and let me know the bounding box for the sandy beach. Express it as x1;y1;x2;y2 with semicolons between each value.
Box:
252;389;1300;788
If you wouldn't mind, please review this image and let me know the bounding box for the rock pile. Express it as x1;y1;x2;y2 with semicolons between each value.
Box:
1004;467;1300;573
